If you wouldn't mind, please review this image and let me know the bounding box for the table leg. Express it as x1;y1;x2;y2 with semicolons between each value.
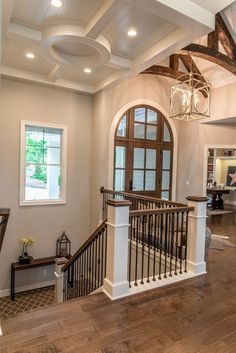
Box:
11;264;15;301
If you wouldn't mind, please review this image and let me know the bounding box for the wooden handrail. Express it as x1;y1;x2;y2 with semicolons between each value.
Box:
62;219;107;272
100;187;185;207
0;208;10;251
130;206;194;217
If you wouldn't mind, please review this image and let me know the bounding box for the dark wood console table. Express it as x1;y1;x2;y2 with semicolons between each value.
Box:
11;256;55;301
207;188;230;210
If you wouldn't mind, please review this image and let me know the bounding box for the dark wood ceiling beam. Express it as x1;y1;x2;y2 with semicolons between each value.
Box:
141;65;208;97
181;43;236;75
216;13;236;60
207;30;219;51
169;54;179;70
178;54;207;84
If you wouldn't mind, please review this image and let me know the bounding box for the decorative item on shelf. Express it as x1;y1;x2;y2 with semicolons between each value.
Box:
19;237;34;264
226;166;236;187
169;56;211;121
56;231;71;259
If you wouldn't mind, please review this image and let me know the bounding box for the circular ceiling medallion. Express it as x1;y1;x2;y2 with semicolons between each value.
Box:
41;25;111;69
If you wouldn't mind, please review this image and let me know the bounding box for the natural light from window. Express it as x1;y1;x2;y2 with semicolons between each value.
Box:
20;121;67;205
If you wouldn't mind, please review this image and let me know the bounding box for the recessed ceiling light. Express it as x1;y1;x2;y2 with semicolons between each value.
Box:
128;29;137;37
26;52;35;59
84;68;92;74
51;0;62;8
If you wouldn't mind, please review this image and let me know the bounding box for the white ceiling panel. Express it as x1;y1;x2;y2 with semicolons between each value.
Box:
103;3;177;59
2;0;234;93
2;35;54;75
11;0;106;29
62;65;118;85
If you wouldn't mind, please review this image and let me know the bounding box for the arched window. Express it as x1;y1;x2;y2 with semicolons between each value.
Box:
114;105;173;200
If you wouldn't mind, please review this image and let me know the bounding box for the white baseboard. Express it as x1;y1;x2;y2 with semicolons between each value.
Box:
0;280;55;298
224;200;236;206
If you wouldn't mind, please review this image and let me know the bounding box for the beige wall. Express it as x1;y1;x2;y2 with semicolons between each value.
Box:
90;74;181;230
176;121;236;203
0;78;92;292
1;72;236;293
211;80;236;120
90;74;236;226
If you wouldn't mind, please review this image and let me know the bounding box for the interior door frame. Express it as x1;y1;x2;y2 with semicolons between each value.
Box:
203;144;236;195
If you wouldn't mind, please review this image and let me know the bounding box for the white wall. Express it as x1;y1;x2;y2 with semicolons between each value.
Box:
0;78;92;292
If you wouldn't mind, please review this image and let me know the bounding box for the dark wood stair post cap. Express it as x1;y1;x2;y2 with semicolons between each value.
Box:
186;196;208;202
106;199;132;207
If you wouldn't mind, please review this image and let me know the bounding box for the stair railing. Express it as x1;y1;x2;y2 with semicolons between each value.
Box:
0;209;10;251
100;187;185;219
57;189;207;302
61;219;107;301
128;206;193;287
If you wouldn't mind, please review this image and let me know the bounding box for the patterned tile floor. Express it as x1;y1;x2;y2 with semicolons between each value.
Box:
0;286;55;319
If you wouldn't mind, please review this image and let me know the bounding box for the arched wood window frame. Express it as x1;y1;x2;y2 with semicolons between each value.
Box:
114;105;173;200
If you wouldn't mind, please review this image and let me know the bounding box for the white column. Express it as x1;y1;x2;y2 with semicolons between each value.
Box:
103;199;131;300
54;257;68;304
186;196;208;274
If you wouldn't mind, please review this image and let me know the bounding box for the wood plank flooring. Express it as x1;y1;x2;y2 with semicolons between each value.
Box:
0;212;236;353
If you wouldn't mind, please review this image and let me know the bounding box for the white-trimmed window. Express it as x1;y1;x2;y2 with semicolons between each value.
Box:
20;121;67;206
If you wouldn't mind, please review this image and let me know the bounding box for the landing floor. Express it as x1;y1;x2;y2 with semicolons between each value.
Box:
0;212;236;353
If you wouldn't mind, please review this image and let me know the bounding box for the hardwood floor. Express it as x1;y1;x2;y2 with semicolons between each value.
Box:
1;212;236;353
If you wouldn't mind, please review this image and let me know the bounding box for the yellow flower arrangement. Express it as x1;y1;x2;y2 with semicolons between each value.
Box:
19;237;34;261
20;238;34;245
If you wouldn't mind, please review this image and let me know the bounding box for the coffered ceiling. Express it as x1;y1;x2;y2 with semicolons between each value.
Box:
1;0;235;94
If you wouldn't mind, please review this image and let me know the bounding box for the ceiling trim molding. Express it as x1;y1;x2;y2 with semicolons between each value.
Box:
1;65;95;94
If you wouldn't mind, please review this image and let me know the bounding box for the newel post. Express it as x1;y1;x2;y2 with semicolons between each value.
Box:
54;257;67;304
103;199;132;300
186;196;208;274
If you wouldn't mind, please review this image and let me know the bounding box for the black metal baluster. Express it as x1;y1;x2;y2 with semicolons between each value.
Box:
75;258;78;298
167;212;171;257
84;248;87;295
104;227;107;278
134;216;139;286
91;239;94;291
184;212;189;273
141;215;145;285
164;213;168;278
78;255;81;297
147;215;151;283
179;212;184;274
98;232;101;287
95;236;98;288
158;213;163;280
129;216;133;287
169;213;174;277
152;214;157;281
83;251;86;296
101;230;104;286
88;244;91;293
174;212;179;275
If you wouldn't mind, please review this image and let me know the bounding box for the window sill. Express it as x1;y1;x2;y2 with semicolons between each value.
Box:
20;200;66;207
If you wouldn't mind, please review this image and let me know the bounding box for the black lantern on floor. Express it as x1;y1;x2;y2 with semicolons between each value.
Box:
56;231;71;259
